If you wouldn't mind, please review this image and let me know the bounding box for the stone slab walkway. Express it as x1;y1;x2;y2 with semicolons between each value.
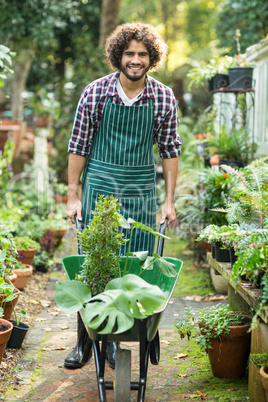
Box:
4;225;247;402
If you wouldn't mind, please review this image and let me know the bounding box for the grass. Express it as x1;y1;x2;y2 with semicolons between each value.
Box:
163;230;216;297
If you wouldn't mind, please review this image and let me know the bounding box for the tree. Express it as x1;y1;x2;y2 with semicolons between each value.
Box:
0;0;80;120
214;0;268;54
99;0;121;48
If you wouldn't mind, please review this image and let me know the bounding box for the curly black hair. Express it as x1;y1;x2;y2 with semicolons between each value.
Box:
105;22;168;71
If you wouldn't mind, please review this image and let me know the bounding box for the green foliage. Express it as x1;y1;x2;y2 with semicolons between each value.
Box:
175;167;232;237
0;0;80;49
0;44;15;86
0;139;15;201
13;236;39;250
215;0;268;54
187;56;233;89
221;160;268;227
0;225;18;279
78;195;126;295
32;250;51;272
250;353;268;368
174;306;195;340
14;214;45;242
175;304;248;352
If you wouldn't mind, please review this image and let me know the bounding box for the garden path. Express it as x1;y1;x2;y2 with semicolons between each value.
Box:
3;225;248;401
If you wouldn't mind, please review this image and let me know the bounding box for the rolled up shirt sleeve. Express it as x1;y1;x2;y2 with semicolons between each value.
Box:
68;90;95;156
155;89;181;159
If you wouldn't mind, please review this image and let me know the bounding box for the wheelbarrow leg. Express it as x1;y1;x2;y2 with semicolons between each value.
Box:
93;336;108;402
137;320;150;402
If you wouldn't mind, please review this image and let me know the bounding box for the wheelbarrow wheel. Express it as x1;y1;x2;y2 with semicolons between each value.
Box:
114;349;131;401
149;331;160;365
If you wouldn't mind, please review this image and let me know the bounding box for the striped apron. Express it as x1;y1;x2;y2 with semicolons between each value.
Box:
81;96;156;255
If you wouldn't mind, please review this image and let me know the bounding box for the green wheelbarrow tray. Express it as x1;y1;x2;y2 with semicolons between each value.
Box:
62;254;183;342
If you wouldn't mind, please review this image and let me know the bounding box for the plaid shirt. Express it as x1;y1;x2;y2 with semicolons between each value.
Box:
68;71;181;158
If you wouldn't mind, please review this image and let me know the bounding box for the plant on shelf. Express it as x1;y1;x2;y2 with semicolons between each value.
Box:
174;304;252;379
187;55;233;89
55;195;181;335
206;125;258;167
213;160;268;228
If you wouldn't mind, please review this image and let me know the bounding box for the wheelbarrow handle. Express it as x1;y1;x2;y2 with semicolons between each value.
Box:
74;214;83;233
74;214;168;257
156;218;168;257
74;214;84;255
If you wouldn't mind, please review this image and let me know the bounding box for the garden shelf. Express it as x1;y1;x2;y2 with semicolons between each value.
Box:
207;252;268;324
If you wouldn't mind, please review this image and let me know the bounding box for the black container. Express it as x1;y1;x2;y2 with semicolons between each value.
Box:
229;67;253;90
7;321;29;348
211;243;216;258
215;241;231;263
229;247;238;267
209;74;230;92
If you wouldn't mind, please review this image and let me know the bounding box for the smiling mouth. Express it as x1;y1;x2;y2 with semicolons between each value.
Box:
127;65;143;71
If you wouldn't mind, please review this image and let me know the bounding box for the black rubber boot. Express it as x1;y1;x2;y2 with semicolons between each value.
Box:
106;342;120;369
64;312;93;368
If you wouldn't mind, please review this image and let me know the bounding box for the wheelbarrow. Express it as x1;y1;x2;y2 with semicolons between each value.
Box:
61;218;183;401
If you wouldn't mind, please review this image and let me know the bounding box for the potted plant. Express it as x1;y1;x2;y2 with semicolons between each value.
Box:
12;260;33;290
32;250;51;273
54;195;181;336
7;308;28;349
249;353;268;401
187;55;233;91
13;236;39;265
42;213;67;247
0;315;13;364
30;89;60;128
0;278;20;321
175;304;252;379
53;182;68;204
228;30;254;90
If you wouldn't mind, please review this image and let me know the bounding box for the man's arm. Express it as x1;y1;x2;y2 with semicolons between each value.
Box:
66;153;87;224
160;157;179;224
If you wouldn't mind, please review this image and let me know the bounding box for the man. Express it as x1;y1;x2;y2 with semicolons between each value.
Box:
65;22;181;369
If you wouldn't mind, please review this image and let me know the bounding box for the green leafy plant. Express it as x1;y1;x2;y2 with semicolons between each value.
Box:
0;44;15;86
0;138;15;201
174;306;195;340
32;250;51;272
55;194;178;335
0;224;18;280
175;304;248;351
187;55;233;89
0;278;26;326
214;161;268;227
250;353;268;368
13;236;39;250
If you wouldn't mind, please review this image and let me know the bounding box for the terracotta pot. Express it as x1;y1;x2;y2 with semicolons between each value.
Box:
49;228;66;247
53;194;68;204
33;115;52;128
12;264;33;289
0;319;13;363
260;366;268;401
17;248;37;265
5;272;17;284
0;288;20;320
199;314;252;379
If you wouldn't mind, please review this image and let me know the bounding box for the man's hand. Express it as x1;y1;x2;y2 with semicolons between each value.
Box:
160;200;176;225
66;196;82;224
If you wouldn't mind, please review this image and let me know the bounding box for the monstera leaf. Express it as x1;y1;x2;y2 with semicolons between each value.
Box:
55;280;92;314
83;274;166;334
